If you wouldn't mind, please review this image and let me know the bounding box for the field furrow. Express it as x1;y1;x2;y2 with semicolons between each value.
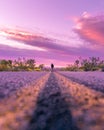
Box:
55;72;104;130
0;73;50;130
0;72;104;130
0;72;47;99
59;71;104;92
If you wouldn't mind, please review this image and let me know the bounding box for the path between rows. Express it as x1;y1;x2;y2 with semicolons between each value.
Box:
0;72;104;130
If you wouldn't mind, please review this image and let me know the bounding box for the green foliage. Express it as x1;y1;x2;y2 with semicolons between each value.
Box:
0;58;36;71
26;59;35;69
0;56;104;72
81;57;101;71
0;60;13;71
65;65;78;71
34;67;41;71
65;57;104;72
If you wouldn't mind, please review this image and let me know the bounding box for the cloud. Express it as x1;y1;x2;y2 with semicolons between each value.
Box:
74;13;104;48
0;26;104;66
0;27;83;57
0;27;83;51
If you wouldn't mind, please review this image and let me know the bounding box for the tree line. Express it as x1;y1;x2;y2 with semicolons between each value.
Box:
0;57;104;72
63;57;104;72
0;58;45;71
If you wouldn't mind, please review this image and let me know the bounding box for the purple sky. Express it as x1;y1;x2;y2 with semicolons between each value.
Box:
0;0;104;67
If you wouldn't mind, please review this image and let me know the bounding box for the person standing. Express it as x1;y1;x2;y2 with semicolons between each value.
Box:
51;63;54;72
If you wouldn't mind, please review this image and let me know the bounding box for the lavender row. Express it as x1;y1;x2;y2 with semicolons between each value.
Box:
59;71;104;92
0;71;47;99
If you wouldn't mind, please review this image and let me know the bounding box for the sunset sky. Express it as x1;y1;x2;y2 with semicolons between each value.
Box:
0;0;104;67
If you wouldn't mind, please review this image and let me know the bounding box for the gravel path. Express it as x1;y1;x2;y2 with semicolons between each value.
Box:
0;72;104;130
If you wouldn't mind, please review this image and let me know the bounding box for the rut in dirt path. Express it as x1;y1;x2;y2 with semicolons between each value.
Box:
27;72;79;130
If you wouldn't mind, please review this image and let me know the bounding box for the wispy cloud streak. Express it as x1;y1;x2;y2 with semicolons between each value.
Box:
0;24;104;66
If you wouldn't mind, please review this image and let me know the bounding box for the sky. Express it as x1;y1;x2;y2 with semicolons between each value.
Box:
0;0;104;67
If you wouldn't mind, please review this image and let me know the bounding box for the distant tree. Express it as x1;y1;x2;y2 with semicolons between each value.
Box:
0;58;37;71
75;60;79;68
80;59;91;71
64;57;104;72
26;59;36;70
12;58;36;71
98;60;104;71
0;60;9;71
89;57;100;70
39;64;44;70
0;60;8;65
8;60;12;67
80;57;101;71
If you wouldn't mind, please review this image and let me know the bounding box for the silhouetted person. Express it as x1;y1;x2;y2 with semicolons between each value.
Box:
51;63;54;72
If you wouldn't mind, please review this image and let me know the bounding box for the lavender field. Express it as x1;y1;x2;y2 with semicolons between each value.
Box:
0;71;104;130
59;71;104;92
0;72;47;99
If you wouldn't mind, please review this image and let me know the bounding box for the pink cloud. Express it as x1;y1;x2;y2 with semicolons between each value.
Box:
74;14;104;47
0;26;104;66
0;27;98;56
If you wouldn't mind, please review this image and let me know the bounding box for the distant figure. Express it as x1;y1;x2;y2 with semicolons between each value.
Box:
51;63;54;72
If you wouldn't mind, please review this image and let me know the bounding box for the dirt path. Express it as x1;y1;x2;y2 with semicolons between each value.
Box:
27;72;78;130
0;72;104;130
